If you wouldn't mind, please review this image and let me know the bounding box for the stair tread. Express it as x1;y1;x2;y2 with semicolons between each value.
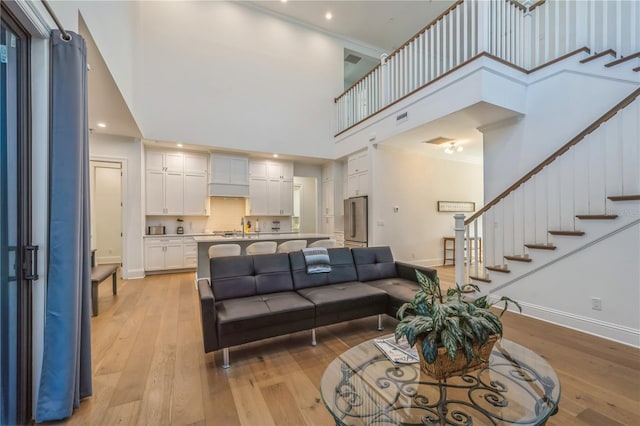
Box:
579;49;616;63
525;243;557;250
576;214;618;220
548;230;585;236
504;255;532;262
486;265;511;273
605;52;640;68
608;195;640;201
469;275;491;283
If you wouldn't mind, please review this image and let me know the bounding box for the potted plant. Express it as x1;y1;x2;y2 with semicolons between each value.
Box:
395;270;521;379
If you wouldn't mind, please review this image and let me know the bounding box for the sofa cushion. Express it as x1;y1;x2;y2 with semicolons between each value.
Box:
253;253;295;294
365;278;420;317
296;282;388;327
210;255;256;301
216;291;315;348
352;246;398;282
290;247;358;289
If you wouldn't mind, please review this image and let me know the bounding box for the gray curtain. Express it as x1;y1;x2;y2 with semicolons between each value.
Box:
35;29;92;422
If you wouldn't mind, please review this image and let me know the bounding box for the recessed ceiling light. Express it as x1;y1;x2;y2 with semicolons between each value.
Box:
273;154;279;158
325;12;333;20
281;0;287;3
97;122;107;128
177;143;183;147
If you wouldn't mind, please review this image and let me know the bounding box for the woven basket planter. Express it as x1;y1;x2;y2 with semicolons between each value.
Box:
416;334;499;380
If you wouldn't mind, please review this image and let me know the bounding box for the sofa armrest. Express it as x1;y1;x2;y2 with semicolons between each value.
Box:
197;278;219;353
395;261;438;283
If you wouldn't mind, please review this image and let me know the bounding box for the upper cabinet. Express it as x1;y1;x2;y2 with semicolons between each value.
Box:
145;150;209;216
209;153;249;197
347;150;369;197
247;159;293;216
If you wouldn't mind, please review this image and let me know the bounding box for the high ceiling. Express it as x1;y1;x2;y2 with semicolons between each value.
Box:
247;1;457;52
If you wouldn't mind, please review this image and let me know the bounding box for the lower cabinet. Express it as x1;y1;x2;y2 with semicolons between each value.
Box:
144;237;193;271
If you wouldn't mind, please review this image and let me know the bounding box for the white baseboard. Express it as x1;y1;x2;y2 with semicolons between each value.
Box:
123;268;145;280
488;296;640;348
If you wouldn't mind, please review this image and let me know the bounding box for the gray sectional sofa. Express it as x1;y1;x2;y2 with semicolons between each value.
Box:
196;246;437;368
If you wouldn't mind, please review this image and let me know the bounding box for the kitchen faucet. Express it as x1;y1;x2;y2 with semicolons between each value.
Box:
240;217;245;238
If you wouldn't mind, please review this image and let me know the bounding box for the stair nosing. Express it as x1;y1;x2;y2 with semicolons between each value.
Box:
608;195;640;201
548;230;585;236
486;265;511;273
576;214;618;220
604;51;640;68
579;48;617;64
525;243;557;250
469;275;492;283
504;255;532;262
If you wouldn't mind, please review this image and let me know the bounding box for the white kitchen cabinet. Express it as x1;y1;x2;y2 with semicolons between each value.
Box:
184;173;208;215
322;179;334;216
347;150;369;197
145;170;165;215
348;172;369;197
247;160;294;216
146;150;208;216
183;237;197;268
184;153;208;174
209;153;249;196
144;237;184;271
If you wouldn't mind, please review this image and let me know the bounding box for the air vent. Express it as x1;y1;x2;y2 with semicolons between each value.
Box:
396;112;408;121
345;54;362;64
423;136;454;145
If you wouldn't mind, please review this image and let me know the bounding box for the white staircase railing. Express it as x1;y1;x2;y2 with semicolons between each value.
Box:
335;0;640;135
458;88;640;286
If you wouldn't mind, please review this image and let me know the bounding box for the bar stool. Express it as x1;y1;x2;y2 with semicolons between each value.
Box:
208;244;241;258
245;241;277;255
309;239;337;249
276;240;308;253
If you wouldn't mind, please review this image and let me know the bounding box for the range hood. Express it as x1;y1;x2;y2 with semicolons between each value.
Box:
208;183;249;197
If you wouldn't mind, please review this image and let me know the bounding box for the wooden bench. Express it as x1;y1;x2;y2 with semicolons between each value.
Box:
91;264;118;316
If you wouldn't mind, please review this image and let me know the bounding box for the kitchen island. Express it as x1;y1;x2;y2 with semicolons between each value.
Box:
193;233;332;281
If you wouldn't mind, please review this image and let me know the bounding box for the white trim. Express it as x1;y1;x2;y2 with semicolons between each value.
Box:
126;268;145;280
488;296;640;348
90;155;129;279
8;0;53;38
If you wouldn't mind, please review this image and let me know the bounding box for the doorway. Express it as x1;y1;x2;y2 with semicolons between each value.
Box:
293;177;317;233
90;161;122;266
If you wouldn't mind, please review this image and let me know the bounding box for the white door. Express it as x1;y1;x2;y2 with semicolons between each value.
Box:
248;177;268;215
144;243;165;270
146;170;165;214
164;152;184;172
164;243;184;269
267;179;282;215
280;179;294;216
92;161;122;265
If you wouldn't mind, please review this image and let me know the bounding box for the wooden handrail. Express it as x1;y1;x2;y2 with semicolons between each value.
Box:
506;0;527;12
385;0;465;62
528;0;547;13
465;87;640;225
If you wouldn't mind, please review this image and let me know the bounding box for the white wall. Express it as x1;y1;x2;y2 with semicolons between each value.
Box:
370;144;484;265
482;61;639;201
50;0;139;120
497;223;640;347
131;1;381;158
89;133;145;279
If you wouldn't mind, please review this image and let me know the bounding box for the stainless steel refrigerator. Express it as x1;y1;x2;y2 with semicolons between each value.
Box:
344;196;368;248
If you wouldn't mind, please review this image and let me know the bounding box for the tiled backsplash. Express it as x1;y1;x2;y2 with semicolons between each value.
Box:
146;197;291;234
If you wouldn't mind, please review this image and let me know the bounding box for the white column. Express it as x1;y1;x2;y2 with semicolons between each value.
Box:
454;214;466;286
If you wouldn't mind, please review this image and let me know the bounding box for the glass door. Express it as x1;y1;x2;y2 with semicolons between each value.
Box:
1;9;33;425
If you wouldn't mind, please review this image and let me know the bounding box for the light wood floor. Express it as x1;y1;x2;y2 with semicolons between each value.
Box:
54;266;640;425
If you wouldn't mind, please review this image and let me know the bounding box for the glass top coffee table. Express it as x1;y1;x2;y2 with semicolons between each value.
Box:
320;338;560;425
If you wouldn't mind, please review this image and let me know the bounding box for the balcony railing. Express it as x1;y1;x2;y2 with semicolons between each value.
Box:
334;0;640;135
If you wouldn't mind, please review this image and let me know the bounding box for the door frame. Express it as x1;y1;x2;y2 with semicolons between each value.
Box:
90;155;128;278
1;5;33;424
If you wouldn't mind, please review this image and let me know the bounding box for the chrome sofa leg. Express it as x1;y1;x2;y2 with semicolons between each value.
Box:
222;348;230;369
377;314;384;331
311;329;317;346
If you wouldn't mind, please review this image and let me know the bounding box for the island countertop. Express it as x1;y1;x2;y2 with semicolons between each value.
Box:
194;233;332;280
192;233;332;243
